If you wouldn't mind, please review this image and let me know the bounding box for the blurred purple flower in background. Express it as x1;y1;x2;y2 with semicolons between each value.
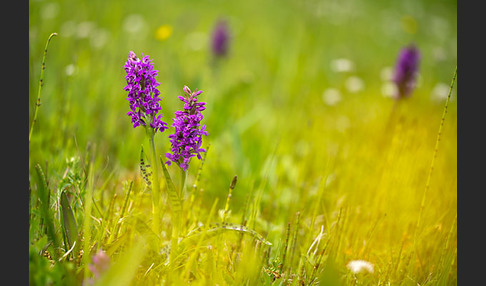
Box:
165;86;208;171
211;19;230;57
88;249;110;278
123;51;168;133
393;44;421;99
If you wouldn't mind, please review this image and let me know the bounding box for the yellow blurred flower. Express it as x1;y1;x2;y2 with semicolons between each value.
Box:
155;24;172;41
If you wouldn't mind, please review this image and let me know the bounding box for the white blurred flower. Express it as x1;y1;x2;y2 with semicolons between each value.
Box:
431;82;451;102
41;2;59;19
77;21;96;39
381;82;397;98
430;16;450;42
185;32;207;51
60;21;77;38
345;76;364;93
346;260;374;274
65;64;77;77
330;58;355;73
322;88;342;106
380;66;394;81
123;14;146;34
432;46;447;62
90;28;110;49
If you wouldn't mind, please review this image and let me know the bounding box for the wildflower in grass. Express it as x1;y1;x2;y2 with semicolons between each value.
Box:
392;44;421;99
330;58;355;73
322;88;342;106
123;51;168;133
211;19;230;57
346;260;374;274
165;85;208;171
155;24;172;41
123;51;166;235
88;249;110;279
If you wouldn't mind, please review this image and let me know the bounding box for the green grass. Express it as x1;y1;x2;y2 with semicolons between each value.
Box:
29;0;457;285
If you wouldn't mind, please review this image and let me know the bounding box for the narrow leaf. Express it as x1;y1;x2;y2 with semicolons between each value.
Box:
159;156;182;215
60;191;78;250
34;163;59;257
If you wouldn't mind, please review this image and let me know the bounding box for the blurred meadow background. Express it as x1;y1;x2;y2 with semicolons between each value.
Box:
29;0;457;285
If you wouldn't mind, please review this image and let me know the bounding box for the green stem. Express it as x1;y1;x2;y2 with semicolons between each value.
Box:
180;167;187;195
160;156;183;265
82;160;95;281
29;32;57;143
147;127;161;236
415;66;457;240
169;167;186;264
222;175;237;224
170;214;181;266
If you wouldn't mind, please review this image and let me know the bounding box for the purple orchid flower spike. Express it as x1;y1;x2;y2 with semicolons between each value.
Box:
123;51;168;133
392;44;421;99
165;86;208;171
211;19;230;58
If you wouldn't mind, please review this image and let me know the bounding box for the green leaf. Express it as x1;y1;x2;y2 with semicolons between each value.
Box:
34;163;59;257
159;156;182;216
60;191;78;250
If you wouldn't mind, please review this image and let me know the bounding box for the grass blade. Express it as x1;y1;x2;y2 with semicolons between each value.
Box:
182;222;272;246
93;237;148;286
112;181;133;242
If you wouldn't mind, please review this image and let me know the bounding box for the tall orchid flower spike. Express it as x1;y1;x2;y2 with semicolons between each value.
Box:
392;44;421;100
123;51;168;133
165;86;208;171
123;51;167;235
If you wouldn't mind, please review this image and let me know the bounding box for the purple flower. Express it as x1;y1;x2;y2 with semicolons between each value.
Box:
88;249;110;279
165;86;208;171
123;51;168;133
392;44;421;99
211;19;230;57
